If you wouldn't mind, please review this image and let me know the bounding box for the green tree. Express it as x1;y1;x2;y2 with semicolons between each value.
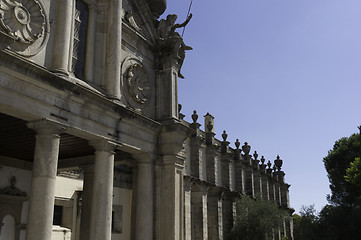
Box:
230;195;289;240
323;130;361;206
292;205;319;240
317;204;361;240
345;157;361;204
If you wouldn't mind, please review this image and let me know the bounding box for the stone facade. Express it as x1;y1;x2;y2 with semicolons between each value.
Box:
0;0;293;239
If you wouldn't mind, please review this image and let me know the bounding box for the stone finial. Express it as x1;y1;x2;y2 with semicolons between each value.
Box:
242;142;251;155
266;160;273;174
204;113;214;133
267;160;272;169
191;110;198;123
259;156;267;172
253;151;258;161
235;139;240;149
274;155;283;171
222;130;228;142
260;156;265;164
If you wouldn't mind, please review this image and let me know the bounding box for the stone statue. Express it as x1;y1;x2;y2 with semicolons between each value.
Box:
157;13;193;78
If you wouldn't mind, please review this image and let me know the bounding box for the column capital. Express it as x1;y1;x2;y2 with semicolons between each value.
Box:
89;139;118;152
27;119;65;135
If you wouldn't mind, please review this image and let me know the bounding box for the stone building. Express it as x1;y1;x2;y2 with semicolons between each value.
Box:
0;0;293;239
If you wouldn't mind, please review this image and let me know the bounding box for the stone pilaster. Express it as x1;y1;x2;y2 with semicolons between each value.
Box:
26;120;63;240
242;143;254;197
206;144;217;185
222;191;234;240
88;140;117;240
184;176;193;240
285;210;295;240
84;4;96;82
234;141;245;194
207;186;223;240
278;172;290;208
221;154;231;189
261;173;270;201
189;123;205;180
274;180;281;206
253;170;262;197
252;155;262;197
268;177;276;203
105;0;122;99
191;182;208;240
79;165;94;240
156;122;190;240
133;153;154;240
157;57;180;119
245;165;254;197
52;0;73;75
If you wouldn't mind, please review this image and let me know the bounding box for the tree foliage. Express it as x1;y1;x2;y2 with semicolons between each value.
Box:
345;157;361;203
317;204;361;240
323;132;361;206
230;195;289;240
293;204;361;240
293;205;319;240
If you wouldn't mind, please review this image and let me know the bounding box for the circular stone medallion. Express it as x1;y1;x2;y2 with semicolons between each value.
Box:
122;58;152;110
0;0;49;56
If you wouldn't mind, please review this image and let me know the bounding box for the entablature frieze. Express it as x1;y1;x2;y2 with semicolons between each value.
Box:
0;50;162;155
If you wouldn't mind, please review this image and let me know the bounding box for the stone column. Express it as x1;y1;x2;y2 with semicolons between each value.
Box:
207;186;223;240
25;120;63;240
89;140;117;240
105;0;122;99
191;182;208;240
52;0;73;75
79;165;94;240
134;153;154;240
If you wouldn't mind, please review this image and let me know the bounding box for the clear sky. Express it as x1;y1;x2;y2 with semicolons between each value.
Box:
161;0;361;212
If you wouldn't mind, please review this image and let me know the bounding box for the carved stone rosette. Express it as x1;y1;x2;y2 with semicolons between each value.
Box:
122;58;152;110
0;0;48;56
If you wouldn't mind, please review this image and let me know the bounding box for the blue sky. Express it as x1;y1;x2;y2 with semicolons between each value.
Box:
161;0;361;212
